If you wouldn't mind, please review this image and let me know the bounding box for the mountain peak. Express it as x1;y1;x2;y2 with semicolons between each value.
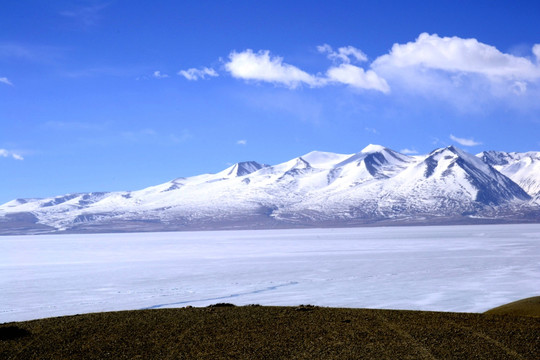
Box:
428;146;471;161
420;146;530;205
300;150;352;169
361;144;386;153
425;145;489;175
221;161;267;177
478;150;540;197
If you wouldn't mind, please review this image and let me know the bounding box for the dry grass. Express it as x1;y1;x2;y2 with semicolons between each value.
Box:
1;304;539;359
485;296;540;318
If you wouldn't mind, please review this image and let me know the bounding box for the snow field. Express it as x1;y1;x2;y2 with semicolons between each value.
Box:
1;224;539;323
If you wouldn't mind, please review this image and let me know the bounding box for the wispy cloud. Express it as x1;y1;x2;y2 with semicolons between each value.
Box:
0;43;33;59
121;128;157;142
178;67;218;81
60;3;109;28
431;137;442;146
449;134;482;147
0;149;24;160
235;88;324;123
64;66;143;78
0;42;64;64
0;77;13;86
400;148;418;154
120;128;192;145
365;127;379;134
43;120;106;131
236;139;247;145
153;71;169;79
317;44;368;63
170;129;192;143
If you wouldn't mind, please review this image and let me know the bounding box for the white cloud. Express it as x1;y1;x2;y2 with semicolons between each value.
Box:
369;33;540;110
533;44;540;63
400;148;418;155
365;127;379;134
185;35;540;104
373;33;540;80
317;44;367;63
326;63;390;93
236;139;247;145
316;44;333;55
178;67;218;81
153;71;169;79
0;149;23;160
225;48;389;93
225;49;321;88
0;77;13;86
450;134;482;147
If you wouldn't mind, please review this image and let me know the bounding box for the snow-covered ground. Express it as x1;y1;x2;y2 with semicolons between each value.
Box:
1;224;539;323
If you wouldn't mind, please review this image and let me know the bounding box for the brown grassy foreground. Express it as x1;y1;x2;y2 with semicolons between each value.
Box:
1;304;539;359
485;296;540;318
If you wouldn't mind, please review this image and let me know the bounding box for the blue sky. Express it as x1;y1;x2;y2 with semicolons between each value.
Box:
1;0;540;203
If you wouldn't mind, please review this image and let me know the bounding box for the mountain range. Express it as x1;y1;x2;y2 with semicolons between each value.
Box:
1;144;539;235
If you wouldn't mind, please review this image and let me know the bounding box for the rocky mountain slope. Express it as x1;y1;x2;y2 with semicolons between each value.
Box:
478;150;540;200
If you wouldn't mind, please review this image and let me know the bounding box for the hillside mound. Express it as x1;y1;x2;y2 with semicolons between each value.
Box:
1;305;539;359
485;296;540;317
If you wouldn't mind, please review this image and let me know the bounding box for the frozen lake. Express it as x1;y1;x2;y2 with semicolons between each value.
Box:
1;224;540;323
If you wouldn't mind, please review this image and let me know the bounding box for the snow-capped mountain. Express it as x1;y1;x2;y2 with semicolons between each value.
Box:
1;145;538;234
478;150;540;199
